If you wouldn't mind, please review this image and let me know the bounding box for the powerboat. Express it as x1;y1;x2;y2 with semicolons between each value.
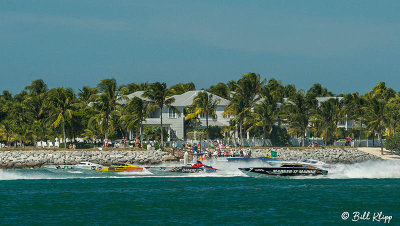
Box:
42;164;76;171
265;158;333;169
239;163;328;176
169;162;218;173
299;159;334;169
42;162;103;171
95;162;143;172
75;162;103;170
147;161;218;174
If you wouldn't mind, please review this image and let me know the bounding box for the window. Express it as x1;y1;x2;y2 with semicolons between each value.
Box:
224;114;233;119
169;129;177;139
200;113;217;119
148;110;159;118
169;108;177;118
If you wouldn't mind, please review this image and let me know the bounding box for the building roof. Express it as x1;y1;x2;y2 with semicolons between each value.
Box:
119;90;230;107
169;90;230;107
117;91;150;105
316;96;343;102
315;97;343;107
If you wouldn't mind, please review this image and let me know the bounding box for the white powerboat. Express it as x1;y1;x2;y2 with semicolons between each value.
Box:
42;164;76;171
75;162;103;170
42;162;103;171
300;159;334;169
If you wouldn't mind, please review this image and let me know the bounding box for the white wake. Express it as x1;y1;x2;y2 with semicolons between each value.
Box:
327;160;400;179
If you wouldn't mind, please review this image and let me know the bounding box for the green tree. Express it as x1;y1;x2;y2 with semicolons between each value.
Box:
224;73;265;146
384;96;400;135
208;83;230;99
143;82;176;148
363;82;396;154
91;79;122;141
363;96;386;155
121;97;155;145
247;85;282;145
384;132;400;153
169;82;195;95
24;79;49;145
118;82;149;95
283;91;311;146
185;91;220;140
78;86;98;105
81;123;101;148
341;92;365;139
46;88;76;148
313;98;341;145
283;84;297;98
0;118;16;146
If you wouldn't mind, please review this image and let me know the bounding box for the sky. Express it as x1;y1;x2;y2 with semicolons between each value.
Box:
1;0;400;95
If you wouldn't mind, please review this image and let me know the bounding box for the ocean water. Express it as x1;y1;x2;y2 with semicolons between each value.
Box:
1;160;399;225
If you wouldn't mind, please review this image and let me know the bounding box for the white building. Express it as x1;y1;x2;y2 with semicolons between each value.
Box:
122;90;230;140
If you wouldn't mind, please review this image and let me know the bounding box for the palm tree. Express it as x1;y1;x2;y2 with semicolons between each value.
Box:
224;95;247;145
0;118;16;147
91;79;123;141
24;80;49;145
384;96;400;135
8;95;32;147
169;82;196;95
78;86;98;105
143;82;175;148
208;83;230;99
121;97;154;145
363;96;387;155
224;73;265;145
118;82;149;95
342;93;364;138
46;87;75;148
313;98;340;145
81;122;101;148
31;119;51;147
247;87;281;145
283;91;311;146
185;91;220;140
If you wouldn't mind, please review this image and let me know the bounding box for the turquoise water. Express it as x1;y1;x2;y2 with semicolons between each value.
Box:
1;161;399;225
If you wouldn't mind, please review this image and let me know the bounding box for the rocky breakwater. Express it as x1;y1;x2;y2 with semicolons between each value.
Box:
251;148;381;163
0;150;171;169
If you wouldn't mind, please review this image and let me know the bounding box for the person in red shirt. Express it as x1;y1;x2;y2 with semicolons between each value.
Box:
346;136;351;146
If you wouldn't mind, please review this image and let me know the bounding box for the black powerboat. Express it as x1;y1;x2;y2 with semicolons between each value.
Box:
239;163;328;176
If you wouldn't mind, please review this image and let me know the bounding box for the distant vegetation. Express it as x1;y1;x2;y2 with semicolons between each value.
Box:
0;74;399;153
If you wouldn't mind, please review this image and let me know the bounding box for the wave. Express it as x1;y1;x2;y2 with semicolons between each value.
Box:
327;160;400;179
1;160;399;180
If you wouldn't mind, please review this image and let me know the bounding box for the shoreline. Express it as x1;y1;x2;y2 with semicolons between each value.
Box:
0;147;393;169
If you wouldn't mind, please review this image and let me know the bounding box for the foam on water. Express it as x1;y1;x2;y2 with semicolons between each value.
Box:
0;170;77;180
1;160;399;180
327;160;400;179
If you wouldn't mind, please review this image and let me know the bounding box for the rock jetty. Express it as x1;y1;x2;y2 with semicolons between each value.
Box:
251;148;381;163
0;150;170;169
0;148;382;169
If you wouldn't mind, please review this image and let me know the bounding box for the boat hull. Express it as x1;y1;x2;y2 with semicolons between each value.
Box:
169;166;217;173
96;165;143;172
239;167;328;176
42;165;77;171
